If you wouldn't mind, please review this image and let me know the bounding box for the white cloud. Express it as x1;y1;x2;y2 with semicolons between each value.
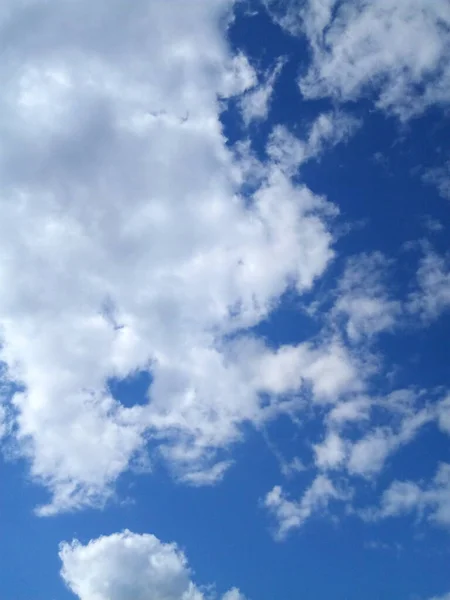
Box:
248;337;363;404
347;407;432;477
306;111;360;157
264;475;348;539
332;253;402;342
60;529;247;600
0;0;343;514
309;389;434;480
377;462;450;528
222;591;247;600
313;431;347;470
266;0;450;120
327;396;371;427
347;429;394;477
408;245;450;321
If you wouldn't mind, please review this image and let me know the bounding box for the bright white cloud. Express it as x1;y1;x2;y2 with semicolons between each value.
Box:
265;0;450;120
60;530;247;600
0;0;343;514
264;475;348;539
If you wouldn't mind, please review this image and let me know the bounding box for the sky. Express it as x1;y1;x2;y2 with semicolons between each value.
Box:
0;0;449;598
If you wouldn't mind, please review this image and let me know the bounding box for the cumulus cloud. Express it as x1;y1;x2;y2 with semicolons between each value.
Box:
0;0;347;514
60;530;247;600
265;0;450;120
264;475;349;539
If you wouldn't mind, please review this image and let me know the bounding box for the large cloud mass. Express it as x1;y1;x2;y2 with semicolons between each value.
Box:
0;0;342;514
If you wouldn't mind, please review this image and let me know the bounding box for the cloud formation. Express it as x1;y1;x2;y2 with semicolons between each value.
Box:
331;253;402;342
376;462;450;528
408;245;450;321
265;0;450;120
264;475;349;539
0;0;346;514
60;530;247;600
0;0;448;553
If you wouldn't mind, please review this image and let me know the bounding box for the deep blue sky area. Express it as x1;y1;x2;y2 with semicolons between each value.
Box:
0;1;449;600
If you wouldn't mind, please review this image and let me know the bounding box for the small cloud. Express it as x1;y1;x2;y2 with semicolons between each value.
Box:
422;161;450;201
370;462;450;530
263;476;350;539
408;244;450;321
60;529;248;600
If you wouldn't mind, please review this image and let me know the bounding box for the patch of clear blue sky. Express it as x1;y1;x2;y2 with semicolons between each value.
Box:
1;2;449;599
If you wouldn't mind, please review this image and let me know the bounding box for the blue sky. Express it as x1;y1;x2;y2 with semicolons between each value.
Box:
0;1;449;599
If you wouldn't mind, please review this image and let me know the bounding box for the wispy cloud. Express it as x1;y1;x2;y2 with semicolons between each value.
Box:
264;475;350;539
372;462;450;529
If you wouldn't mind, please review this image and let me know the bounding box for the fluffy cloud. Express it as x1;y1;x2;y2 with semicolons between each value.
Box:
264;475;348;539
0;0;346;514
265;0;450;120
60;530;247;600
